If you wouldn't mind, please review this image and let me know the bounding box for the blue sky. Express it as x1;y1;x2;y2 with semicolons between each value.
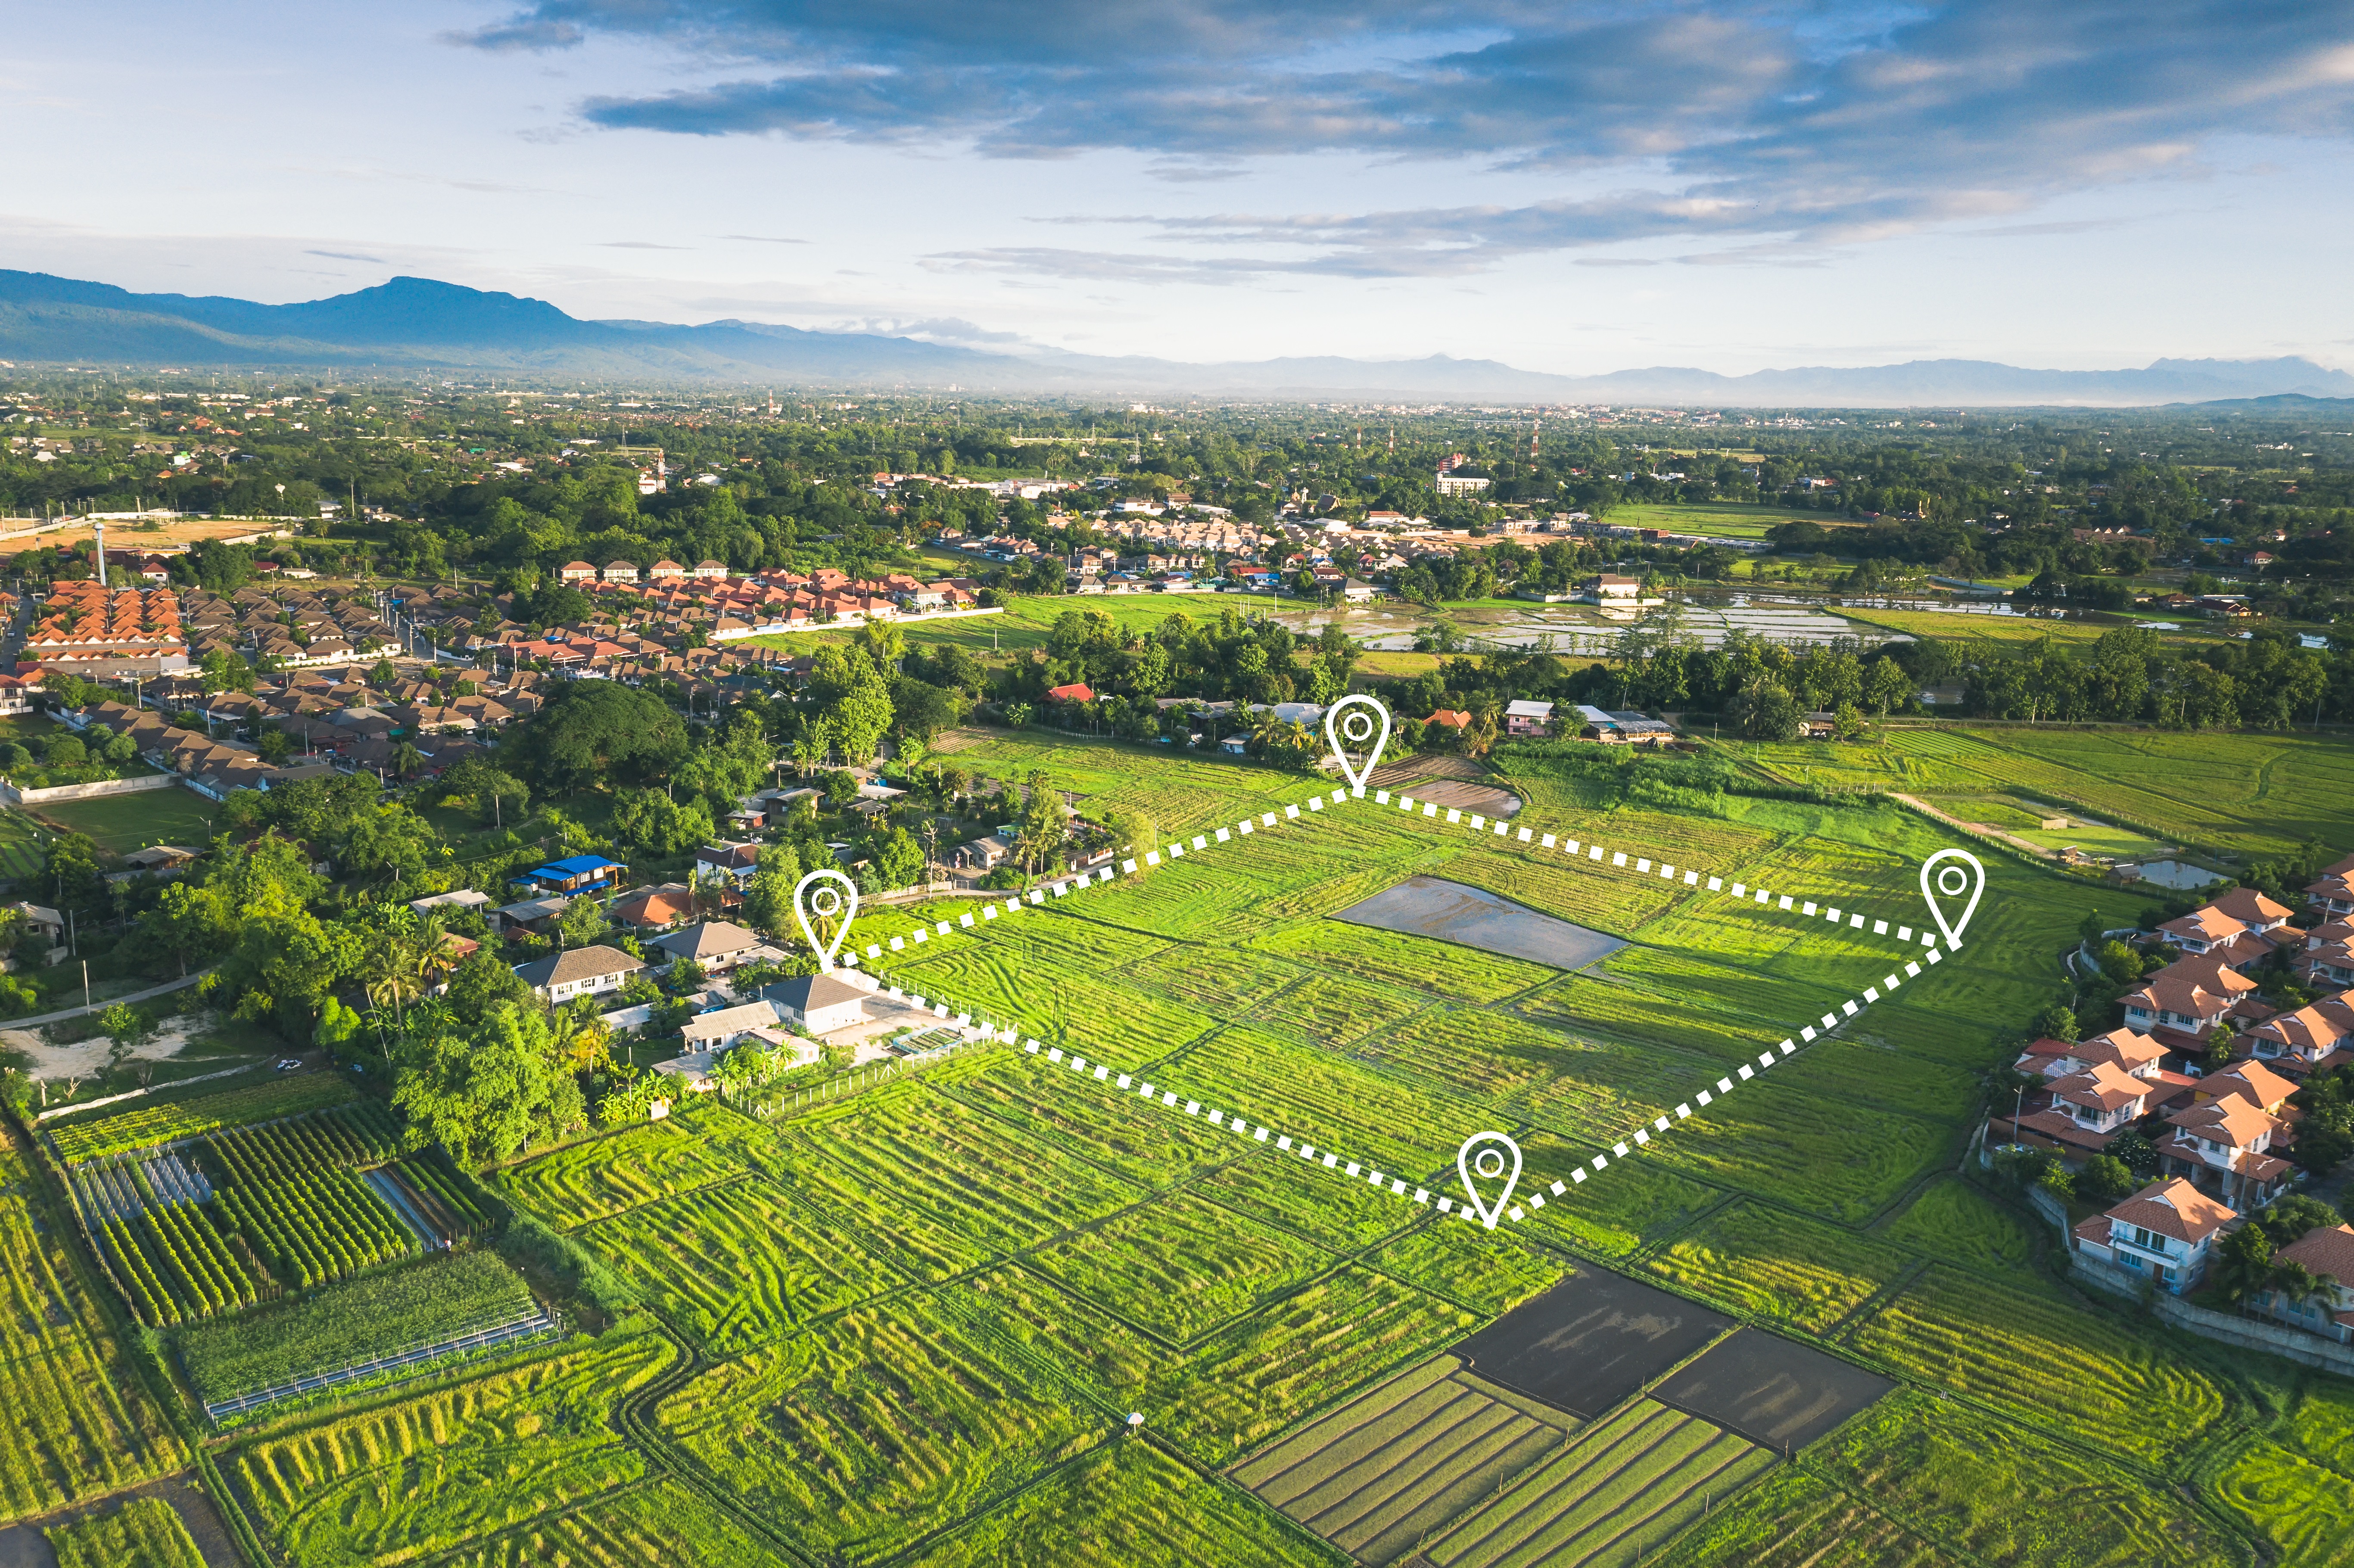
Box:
10;0;2354;373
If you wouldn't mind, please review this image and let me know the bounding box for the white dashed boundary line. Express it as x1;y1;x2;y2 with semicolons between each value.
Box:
845;783;1940;971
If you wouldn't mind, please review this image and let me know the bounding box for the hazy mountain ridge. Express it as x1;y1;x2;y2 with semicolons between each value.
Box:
0;269;2345;407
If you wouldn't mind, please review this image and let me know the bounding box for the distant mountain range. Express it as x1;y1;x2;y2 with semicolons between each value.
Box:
3;268;2349;408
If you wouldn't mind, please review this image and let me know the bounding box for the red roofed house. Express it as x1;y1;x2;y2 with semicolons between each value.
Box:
2255;1224;2354;1341
610;882;698;930
648;560;686;581
1428;709;1473;731
559;560;598;584
1045;682;1096;704
2070;1178;2240;1293
2120;952;2265;1049
602;559;642;584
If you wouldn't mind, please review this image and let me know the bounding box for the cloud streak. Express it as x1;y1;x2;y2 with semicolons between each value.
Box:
451;0;2354;277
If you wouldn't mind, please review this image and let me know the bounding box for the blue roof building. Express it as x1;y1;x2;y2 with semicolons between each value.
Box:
511;854;627;894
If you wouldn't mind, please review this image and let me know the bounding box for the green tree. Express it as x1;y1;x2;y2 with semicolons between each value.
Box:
558;895;610;950
2030;1002;2080;1043
2077;1154;2138;1204
393;1002;586;1164
1864;656;1912;717
741;842;804;935
517;681;688;792
872;827;925;890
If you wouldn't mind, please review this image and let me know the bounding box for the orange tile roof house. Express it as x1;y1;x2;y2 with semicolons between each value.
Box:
2070;1178;2240;1292
2008;1059;2167;1154
2242;996;2354;1074
2161;1092;2294;1213
559;560;598;583
1045;682;1096;703
610;882;698;930
2306;852;2354;919
2255;1224;2354;1341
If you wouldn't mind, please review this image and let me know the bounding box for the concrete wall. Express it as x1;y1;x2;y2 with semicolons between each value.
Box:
0;771;183;806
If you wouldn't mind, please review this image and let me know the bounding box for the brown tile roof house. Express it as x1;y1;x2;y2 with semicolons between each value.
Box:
2210;887;2294;930
2203;1057;2303;1115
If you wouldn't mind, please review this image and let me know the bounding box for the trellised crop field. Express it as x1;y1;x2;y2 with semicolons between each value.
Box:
24;731;2354;1563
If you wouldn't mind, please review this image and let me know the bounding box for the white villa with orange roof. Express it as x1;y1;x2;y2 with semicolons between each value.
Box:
2256;1224;2354;1341
2071;1178;2241;1293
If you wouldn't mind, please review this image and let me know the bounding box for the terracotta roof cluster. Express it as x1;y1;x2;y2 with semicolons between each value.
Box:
25;582;184;661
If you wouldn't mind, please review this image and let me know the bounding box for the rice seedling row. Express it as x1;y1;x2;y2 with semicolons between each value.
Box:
44;1494;206;1568
435;1478;797;1568
1028;1189;1340;1344
1636;1202;1907;1333
494;1117;749;1230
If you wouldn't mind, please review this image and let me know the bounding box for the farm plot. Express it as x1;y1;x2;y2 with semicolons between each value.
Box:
230;1330;673;1566
1649;1467;1951;1568
99;1199;267;1325
1647;1079;1953;1225
217;1167;416;1289
881;943;1223;1064
1368;1008;1685;1145
1510;1135;1722;1260
1370;1217;1567;1316
2211;1440;2354;1567
655;1296;1102;1565
1816;1393;2248;1566
1162;1026;1494;1180
1138;1267;1478;1466
933;1052;1237;1188
47;1073;356;1163
1261;971;1430;1050
587;1177;901;1353
1191;1149;1422;1252
1235;1353;1578;1567
771;1082;1145;1278
1649;1329;1892;1451
495;1117;748;1229
45;1494;206;1568
1638;1202;1907;1332
1422;1398;1775;1568
178;1251;539;1412
204;1103;402;1180
0;1187;108;1362
1845;1266;2228;1465
1454;1272;1732;1420
908;1439;1326;1568
0;1335;187;1525
1028;1189;1338;1343
1246;920;1558;1003
1878;1179;2033;1271
435;1478;796;1568
1127;941;1308;1013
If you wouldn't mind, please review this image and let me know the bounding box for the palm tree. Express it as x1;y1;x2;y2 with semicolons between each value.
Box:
389;739;426;781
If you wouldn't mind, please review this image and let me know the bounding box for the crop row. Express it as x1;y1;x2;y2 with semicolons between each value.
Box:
49;1073;356;1163
47;1495;206;1568
220;1170;415;1289
398;1157;489;1235
70;1151;209;1226
101;1201;264;1326
207;1104;400;1185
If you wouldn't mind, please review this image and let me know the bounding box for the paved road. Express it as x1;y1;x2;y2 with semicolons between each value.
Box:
5;968;213;1033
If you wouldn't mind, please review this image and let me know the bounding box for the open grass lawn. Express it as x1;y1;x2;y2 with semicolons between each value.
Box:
748;590;1238;663
0;809;43;882
1605;500;1823;540
35;787;224;856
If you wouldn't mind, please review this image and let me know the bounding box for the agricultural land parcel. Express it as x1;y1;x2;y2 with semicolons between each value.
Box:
42;723;2354;1564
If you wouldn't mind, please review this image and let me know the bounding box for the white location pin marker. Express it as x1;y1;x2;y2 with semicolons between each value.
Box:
794;869;860;973
1456;1131;1523;1231
1919;849;1985;949
1323;694;1392;795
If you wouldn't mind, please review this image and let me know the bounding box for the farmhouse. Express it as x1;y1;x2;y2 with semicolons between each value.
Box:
610;882;698;930
763;973;869;1035
511;854;626;896
514;944;644;1003
1504;700;1555;737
